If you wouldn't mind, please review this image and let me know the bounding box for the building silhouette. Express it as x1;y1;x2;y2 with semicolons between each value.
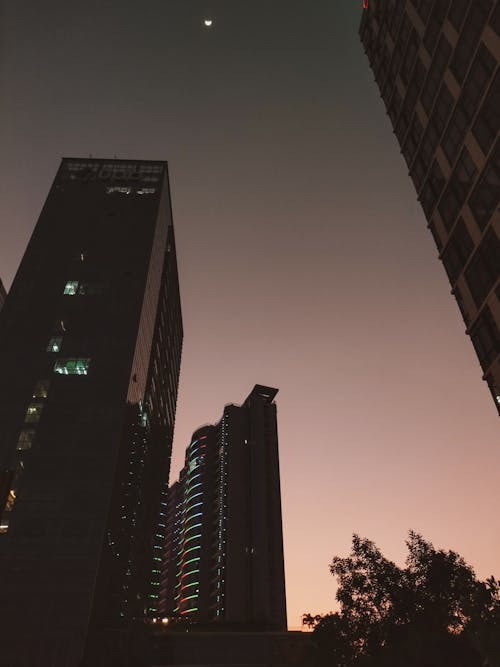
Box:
360;1;499;413
159;385;287;631
0;158;183;665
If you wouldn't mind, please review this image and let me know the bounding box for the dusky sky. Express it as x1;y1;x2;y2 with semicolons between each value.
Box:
1;0;498;629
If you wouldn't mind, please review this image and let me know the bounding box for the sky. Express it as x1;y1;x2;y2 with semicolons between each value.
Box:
1;0;499;630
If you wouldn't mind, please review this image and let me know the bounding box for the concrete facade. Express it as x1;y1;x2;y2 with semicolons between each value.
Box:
360;0;500;413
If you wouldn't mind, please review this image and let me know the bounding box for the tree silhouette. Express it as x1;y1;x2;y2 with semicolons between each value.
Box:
304;533;500;666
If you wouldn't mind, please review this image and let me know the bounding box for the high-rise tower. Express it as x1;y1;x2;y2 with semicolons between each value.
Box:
360;1;499;413
0;158;183;665
159;385;287;631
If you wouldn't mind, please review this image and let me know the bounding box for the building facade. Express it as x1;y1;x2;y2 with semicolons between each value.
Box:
360;1;499;413
159;385;287;631
0;158;183;665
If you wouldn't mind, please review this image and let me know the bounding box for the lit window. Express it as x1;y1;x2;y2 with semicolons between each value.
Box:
54;359;90;375
106;186;132;195
5;489;16;512
32;380;50;399
17;429;35;450
25;402;43;423
46;336;63;353
63;281;79;295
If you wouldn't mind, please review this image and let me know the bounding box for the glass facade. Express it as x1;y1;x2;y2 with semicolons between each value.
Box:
0;158;183;665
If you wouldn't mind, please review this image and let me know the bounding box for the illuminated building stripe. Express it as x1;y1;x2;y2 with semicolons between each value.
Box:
183;545;201;556
184;522;202;535
180;568;200;579
180;581;199;590
183;557;200;566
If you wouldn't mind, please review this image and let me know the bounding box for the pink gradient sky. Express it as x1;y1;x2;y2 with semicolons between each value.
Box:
1;1;498;630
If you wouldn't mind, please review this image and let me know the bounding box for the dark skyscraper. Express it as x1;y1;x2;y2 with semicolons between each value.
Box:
360;1;499;413
159;385;287;631
0;158;183;665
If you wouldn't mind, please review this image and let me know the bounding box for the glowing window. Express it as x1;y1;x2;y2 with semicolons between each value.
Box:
17;429;35;450
63;281;79;295
32;380;50;399
54;359;90;376
106;186;132;195
25;403;43;423
46;336;63;353
5;489;16;511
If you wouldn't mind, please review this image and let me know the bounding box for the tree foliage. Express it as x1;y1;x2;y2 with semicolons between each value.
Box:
304;533;500;666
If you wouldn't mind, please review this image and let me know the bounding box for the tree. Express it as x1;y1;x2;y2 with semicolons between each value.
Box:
305;533;500;666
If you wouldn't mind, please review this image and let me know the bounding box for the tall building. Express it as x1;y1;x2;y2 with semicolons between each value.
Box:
360;1;500;413
159;385;287;631
0;158;183;665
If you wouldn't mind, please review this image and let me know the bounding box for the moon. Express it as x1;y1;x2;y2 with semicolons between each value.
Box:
204;18;213;27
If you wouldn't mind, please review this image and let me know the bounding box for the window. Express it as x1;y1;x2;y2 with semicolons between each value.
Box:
410;155;427;193
54;359;90;376
432;83;454;135
388;88;402;125
461;44;496;121
470;306;499;371
17;429;35;451
400;31;418;85
411;0;434;23
32;380;50;399
449;0;492;83
491;2;500;36
442;102;469;164
441;218;474;282
421;36;452;113
420;160;445;219
63;281;79;295
438;148;477;231
398;65;426;143
76;282;104;296
453;284;470;324
46;336;63;353
465;229;500;307
420;122;440;169
424;1;449;56
448;0;471;31
472;71;500;155
388;1;405;40
106;186;132;195
443;45;495;164
468;142;500;230
403;113;424;166
428;221;444;252
4;488;16;512
25;402;43;423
